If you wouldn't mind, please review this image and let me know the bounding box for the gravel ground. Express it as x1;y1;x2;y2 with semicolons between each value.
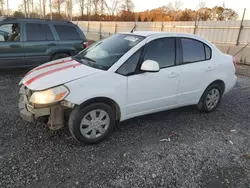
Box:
0;70;250;188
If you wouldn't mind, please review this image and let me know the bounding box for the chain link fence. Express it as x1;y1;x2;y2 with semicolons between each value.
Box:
76;19;250;46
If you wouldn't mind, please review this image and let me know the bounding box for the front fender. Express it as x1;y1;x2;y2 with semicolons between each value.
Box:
64;72;127;120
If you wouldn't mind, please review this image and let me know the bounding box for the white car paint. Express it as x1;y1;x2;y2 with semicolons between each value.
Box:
19;57;102;91
19;31;237;121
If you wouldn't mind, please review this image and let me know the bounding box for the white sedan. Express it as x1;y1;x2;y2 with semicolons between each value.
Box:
19;31;237;144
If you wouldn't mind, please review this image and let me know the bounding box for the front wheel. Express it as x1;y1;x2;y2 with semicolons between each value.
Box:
197;84;222;112
68;103;116;144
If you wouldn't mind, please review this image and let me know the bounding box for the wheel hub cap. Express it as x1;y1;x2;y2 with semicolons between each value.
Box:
206;88;220;110
80;109;110;139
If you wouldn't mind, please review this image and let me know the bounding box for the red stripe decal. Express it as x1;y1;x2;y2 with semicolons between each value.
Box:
26;63;81;85
25;59;73;77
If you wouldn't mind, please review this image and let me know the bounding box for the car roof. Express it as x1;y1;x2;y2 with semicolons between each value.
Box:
120;31;210;44
0;16;73;24
122;30;201;38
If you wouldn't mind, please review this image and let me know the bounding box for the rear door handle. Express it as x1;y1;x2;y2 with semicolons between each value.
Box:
206;66;215;71
48;43;57;46
10;44;21;48
168;72;178;78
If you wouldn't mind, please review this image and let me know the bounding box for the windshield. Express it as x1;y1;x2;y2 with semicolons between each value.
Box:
74;34;145;70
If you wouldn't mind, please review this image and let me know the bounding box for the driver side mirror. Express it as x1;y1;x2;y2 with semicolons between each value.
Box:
140;60;160;73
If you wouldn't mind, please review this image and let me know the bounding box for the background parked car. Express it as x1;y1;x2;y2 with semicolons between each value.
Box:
0;17;88;68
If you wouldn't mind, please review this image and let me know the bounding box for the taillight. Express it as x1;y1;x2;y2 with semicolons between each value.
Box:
83;42;89;48
233;57;237;68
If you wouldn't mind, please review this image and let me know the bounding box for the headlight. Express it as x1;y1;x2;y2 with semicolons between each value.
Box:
29;86;69;105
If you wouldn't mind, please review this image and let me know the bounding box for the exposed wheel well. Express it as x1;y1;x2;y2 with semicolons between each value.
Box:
197;79;225;111
199;79;225;103
208;80;225;94
79;97;121;122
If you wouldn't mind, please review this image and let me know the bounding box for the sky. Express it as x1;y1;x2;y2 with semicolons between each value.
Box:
6;0;250;20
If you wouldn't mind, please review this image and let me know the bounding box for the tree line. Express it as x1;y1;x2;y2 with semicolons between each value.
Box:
136;6;238;22
0;0;239;21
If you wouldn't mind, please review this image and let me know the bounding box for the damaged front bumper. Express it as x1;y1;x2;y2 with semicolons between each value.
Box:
18;85;71;130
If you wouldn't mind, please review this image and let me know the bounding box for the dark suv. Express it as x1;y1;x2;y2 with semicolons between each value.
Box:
0;17;88;68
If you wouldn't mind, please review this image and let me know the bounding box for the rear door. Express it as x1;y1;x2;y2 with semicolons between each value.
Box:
177;37;214;105
53;24;84;55
0;22;25;67
24;23;57;66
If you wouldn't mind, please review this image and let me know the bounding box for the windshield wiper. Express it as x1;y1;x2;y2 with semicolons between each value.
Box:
73;56;81;63
73;56;96;67
80;56;96;63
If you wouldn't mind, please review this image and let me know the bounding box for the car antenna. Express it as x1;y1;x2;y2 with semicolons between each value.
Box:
131;24;136;33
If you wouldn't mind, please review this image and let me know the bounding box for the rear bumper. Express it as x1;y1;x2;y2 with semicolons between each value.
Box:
224;75;237;94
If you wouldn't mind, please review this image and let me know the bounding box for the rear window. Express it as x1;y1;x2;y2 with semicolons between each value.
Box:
181;38;212;63
54;25;81;40
181;38;205;63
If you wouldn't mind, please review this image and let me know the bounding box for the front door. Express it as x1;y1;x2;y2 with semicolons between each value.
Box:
23;23;57;66
125;37;180;118
0;23;25;67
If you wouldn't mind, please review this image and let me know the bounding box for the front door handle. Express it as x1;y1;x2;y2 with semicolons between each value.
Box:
48;43;57;46
10;44;21;48
168;72;178;78
206;66;215;71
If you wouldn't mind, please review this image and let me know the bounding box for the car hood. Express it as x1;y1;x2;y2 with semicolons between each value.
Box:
19;57;102;91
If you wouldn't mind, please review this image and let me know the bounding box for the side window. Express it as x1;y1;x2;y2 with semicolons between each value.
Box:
116;48;142;76
144;38;176;68
26;23;54;41
0;23;21;42
43;24;55;41
181;38;206;63
205;45;212;60
54;25;81;40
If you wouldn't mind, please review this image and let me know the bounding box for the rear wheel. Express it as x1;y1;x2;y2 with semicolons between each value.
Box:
51;53;70;61
69;103;116;144
197;84;222;112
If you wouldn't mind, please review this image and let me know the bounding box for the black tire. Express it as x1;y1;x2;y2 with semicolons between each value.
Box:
197;84;222;113
68;103;116;144
51;53;70;61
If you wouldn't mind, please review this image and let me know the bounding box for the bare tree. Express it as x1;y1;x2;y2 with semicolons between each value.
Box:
39;0;42;18
52;0;65;14
49;0;52;19
86;0;91;16
92;0;99;15
27;0;30;17
167;0;183;11
103;0;119;16
120;0;134;12
100;0;104;15
43;0;46;17
198;0;206;9
77;0;85;18
0;0;4;15
65;0;72;20
173;0;183;10
31;0;34;13
6;0;8;15
196;0;206;21
120;0;135;21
